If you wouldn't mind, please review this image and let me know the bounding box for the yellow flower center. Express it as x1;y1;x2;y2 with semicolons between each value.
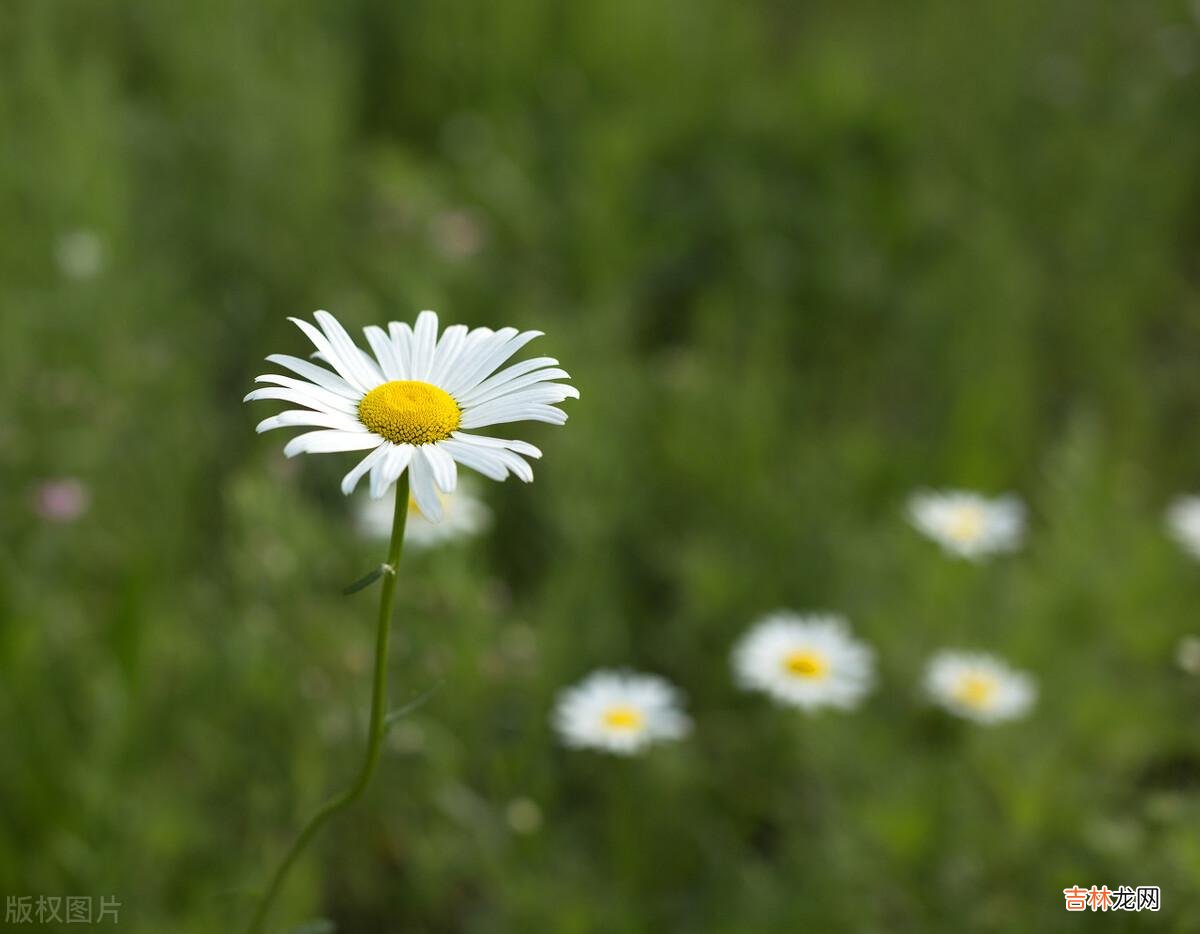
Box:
602;705;644;731
953;674;996;709
783;650;828;679
947;505;985;543
358;380;460;446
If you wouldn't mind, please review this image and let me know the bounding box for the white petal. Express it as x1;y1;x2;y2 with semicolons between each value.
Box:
422;444;458;493
256;410;365;434
387;321;414;380
368;458;390;500
447;330;544;397
409;449;443;521
517;383;579;402
427;324;469;386
465;385;578;417
341;444;391;495
449;431;542;459
409;310;440;382
452;356;559;406
314;310;384;391
458;367;572;407
438;439;511;481
243;385;358;417
433;326;495;390
441;328;518;395
289;316;372;394
356;348;384;385
459;401;568;429
488;447;534;482
441;435;534;482
250;375;361;415
363;326;403;381
283;430;383;458
264;354;359;399
371;444;414;498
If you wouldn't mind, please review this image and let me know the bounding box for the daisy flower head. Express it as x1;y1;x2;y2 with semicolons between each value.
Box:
924;650;1036;724
732;612;875;712
553;670;691;756
1166;496;1200;560
907;489;1025;560
246;310;577;522
355;481;491;548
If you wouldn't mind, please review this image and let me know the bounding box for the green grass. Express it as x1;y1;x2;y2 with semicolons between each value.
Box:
3;0;1200;930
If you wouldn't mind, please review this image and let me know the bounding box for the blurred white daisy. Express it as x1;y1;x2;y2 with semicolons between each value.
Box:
907;489;1025;560
732;612;875;711
55;229;104;280
553;670;691;756
355;482;490;548
1166;496;1200;560
246;310;577;522
924;650;1036;724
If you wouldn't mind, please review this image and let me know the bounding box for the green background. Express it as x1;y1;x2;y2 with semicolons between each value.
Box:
3;1;1200;930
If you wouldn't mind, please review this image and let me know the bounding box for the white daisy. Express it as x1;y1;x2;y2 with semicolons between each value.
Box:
355;482;491;548
924;650;1036;724
246;310;578;522
1166;496;1200;560
731;612;875;711
907;489;1025;560
552;670;691;756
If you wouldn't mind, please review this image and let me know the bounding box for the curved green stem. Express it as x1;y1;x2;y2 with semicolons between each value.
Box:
246;473;410;934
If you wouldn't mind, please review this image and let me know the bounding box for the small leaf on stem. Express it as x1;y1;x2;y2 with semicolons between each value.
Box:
342;564;391;595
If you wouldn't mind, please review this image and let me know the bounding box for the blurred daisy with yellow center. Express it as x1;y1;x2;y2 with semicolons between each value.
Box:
732;612;875;711
355;481;491;548
553;670;691;755
245;310;577;521
925;650;1036;724
907;489;1025;560
783;650;827;678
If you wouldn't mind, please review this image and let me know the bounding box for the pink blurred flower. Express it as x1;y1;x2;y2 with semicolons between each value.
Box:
33;478;90;523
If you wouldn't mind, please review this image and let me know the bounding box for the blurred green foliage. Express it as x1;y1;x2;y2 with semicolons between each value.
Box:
3;0;1200;930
